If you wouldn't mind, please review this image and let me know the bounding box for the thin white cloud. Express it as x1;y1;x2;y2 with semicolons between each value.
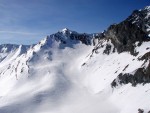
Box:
0;30;42;35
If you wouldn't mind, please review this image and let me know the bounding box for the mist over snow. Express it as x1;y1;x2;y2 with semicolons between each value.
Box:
0;5;150;113
0;42;119;113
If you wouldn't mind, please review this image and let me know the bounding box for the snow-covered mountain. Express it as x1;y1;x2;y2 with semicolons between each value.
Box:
126;6;150;35
0;44;29;62
0;6;149;113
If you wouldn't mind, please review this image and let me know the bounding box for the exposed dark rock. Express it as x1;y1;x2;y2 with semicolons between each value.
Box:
92;6;150;57
138;109;144;113
138;51;150;61
111;61;150;87
75;34;91;45
50;31;92;46
111;79;118;88
126;6;150;35
103;44;111;55
123;64;129;71
105;21;149;55
82;63;86;66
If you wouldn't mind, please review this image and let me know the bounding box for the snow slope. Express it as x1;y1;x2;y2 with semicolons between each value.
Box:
0;40;117;113
82;40;150;113
0;6;149;113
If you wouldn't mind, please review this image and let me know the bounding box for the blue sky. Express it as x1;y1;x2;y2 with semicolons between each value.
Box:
0;0;149;45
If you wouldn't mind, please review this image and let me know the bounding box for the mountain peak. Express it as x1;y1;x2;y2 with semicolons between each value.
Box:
126;5;150;34
61;28;70;31
59;28;73;34
144;6;150;11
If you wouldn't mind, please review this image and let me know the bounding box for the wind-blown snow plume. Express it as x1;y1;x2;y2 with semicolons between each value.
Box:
0;6;149;113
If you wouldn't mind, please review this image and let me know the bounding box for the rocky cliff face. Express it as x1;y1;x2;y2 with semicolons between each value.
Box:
89;6;150;87
106;21;149;55
109;6;150;87
93;6;150;56
126;6;150;35
49;28;93;47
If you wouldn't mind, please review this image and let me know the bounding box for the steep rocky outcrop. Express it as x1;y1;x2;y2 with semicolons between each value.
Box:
126;6;150;35
105;21;149;55
111;52;150;87
138;109;144;113
49;28;92;46
92;6;150;56
89;6;150;87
